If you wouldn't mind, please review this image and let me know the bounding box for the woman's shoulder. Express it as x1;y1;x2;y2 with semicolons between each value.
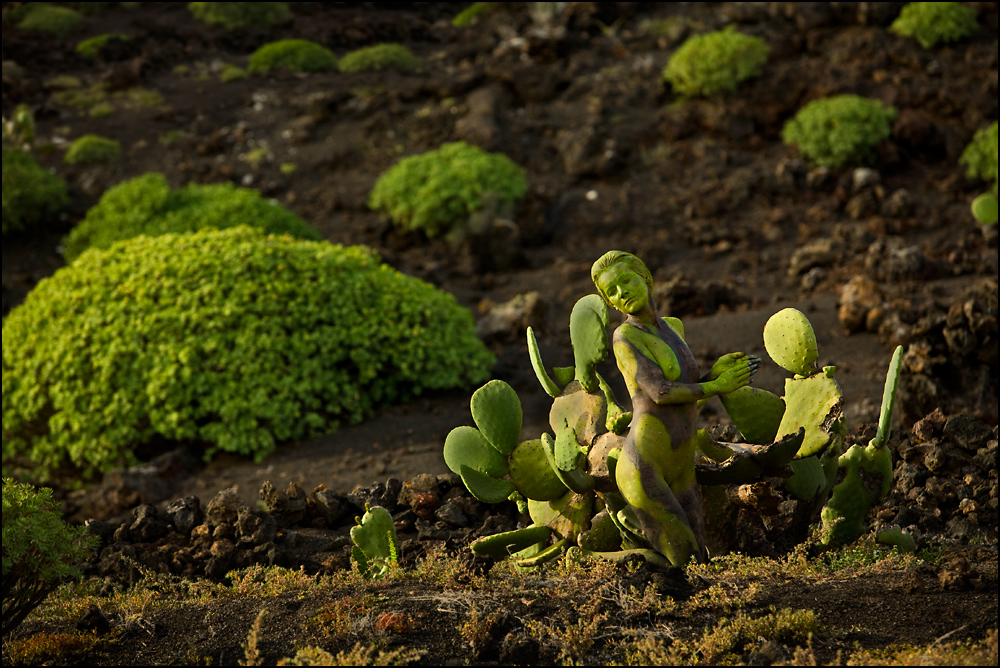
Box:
662;316;685;339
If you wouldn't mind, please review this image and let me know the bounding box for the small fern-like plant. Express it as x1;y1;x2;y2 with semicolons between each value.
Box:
369;141;527;238
889;2;978;49
2;479;98;635
781;95;897;168
248;39;337;74
662;27;770;97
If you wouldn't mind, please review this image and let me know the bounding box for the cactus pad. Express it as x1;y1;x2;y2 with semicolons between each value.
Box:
471;524;552;558
763;308;819;376
508;438;569;501
569;295;610;391
471;379;522;456
443;425;508;478
719;386;786;444
776;371;844;458
460;465;518;503
350;504;398;579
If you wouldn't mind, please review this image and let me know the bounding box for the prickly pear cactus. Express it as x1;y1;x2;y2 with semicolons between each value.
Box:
820;346;903;546
471;379;522;456
569;295;610;392
350;504;398;579
763;307;819;377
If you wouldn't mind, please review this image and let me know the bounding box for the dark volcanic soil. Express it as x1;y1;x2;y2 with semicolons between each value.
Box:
1;2;998;666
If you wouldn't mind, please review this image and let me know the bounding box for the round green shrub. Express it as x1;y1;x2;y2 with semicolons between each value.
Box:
61;172;322;260
64;134;121;165
662;27;770;97
248;39;338;75
188;2;290;29
2;147;70;236
960;121;998;192
2;479;98;635
338;43;421;74
889;2;978;49
17;4;81;38
2;227;495;480
369;141;527;238
75;32;129;58
781;95;898;168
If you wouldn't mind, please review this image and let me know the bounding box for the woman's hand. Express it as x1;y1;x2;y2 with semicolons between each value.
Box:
707;354;760;395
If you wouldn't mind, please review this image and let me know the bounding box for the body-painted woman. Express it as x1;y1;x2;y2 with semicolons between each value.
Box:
592;251;758;565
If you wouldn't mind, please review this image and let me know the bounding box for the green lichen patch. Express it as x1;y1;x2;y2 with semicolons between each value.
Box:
2;227;494;480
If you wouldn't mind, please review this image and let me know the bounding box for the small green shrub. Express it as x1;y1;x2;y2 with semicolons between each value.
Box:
220;63;248;82
781;94;898;168
248;39;338;75
889;2;978;49
961;121;998;225
75;32;129;58
452;2;498;27
662;27;770;97
188;2;289;29
17;4;81;37
62;172;322;260
369;141;527;238
338;43;421;74
64;134;121;165
2;147;70;236
2;479;98;635
960;121;998;192
2;227;494;480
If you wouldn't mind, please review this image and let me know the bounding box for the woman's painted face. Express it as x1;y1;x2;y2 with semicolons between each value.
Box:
596;264;649;315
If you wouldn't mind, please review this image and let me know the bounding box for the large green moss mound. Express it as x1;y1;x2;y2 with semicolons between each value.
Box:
2;147;70;236
61;172;322;261
248;39;337;74
2;227;495;480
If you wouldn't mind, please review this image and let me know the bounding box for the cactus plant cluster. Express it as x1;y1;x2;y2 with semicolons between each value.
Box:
444;298;905;568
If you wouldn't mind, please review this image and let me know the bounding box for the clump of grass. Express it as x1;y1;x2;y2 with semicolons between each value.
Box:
662;26;770;97
846;628;998;666
338;43;421;74
248;39;338;75
3;630;104;665
524;600;608;663
889;2;978;49
277;643;425;666
64;134;121;165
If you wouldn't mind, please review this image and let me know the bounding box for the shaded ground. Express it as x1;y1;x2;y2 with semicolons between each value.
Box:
1;2;998;665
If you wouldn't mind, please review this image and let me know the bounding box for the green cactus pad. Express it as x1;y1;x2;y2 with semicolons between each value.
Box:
819;443;885;546
350;505;398;578
460;465;517;504
570;547;669;568
508;438;568;501
513;538;568;567
869;346;903;451
876;526;916;553
554;419;587;472
694;428;804;486
527;326;561;398
443;426;508;478
470;524;552;558
549;384;606;452
471;380;522;456
776;373;844;458
784;455;827;500
719;386;786;444
527;490;594;541
541;433;595;494
763;308;820;376
552;366;576;387
569;295;610;392
577;509;622;552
